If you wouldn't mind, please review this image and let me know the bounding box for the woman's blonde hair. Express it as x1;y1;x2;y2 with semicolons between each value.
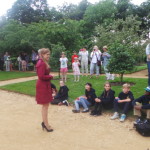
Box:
38;48;50;68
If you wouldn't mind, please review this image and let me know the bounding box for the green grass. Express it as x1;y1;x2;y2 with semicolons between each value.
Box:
125;64;147;74
0;75;147;102
0;71;36;81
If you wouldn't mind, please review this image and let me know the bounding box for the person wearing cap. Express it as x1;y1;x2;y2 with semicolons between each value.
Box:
79;47;89;76
146;43;150;86
132;86;150;124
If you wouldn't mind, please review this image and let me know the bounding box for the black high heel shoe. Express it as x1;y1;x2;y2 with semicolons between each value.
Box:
41;122;53;132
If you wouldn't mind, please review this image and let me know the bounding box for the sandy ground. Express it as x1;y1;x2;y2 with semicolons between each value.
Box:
0;90;150;150
124;69;148;79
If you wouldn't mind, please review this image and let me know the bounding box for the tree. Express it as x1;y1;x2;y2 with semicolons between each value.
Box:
84;0;117;29
7;0;51;23
107;42;135;82
95;16;144;63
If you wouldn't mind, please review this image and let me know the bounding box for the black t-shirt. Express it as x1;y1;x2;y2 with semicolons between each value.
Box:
118;91;134;101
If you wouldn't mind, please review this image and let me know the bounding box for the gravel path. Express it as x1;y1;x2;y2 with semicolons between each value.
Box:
0;70;149;150
0;90;149;150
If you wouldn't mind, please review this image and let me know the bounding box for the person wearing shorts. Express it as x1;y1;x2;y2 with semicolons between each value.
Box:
60;53;68;82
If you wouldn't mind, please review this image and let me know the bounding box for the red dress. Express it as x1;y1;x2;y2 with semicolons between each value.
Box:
36;59;53;104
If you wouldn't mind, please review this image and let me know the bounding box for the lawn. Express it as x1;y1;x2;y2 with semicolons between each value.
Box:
0;71;36;81
125;64;147;74
0;75;147;102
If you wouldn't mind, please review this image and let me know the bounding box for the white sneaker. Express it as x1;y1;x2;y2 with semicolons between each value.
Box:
110;112;119;120
119;114;126;122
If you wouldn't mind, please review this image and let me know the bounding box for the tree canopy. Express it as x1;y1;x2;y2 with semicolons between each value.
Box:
0;0;149;69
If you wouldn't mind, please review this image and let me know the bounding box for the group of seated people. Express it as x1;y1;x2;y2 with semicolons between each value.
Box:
50;81;150;124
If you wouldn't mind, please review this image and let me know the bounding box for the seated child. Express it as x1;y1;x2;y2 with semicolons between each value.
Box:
51;81;69;106
72;83;96;113
90;82;115;116
51;83;57;100
110;83;134;122
132;86;150;124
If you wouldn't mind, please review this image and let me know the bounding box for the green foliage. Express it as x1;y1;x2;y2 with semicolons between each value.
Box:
7;0;52;23
95;16;145;63
108;42;135;82
0;0;150;69
50;43;66;71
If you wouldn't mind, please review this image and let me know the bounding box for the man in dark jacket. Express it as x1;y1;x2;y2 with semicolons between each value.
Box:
51;81;69;106
132;86;150;124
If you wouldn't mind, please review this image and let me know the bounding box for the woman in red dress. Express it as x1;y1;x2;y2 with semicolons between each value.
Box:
36;48;53;132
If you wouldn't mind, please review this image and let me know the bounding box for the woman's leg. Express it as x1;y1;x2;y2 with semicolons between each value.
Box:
90;63;94;76
96;64;100;76
80;98;91;110
81;61;84;75
64;72;67;82
61;72;63;81
74;100;82;110
42;103;51;128
85;61;88;75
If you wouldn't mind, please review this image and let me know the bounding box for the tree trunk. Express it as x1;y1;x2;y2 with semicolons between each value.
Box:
120;73;124;82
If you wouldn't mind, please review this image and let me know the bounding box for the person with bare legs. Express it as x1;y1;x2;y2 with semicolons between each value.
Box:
36;48;53;132
60;53;68;82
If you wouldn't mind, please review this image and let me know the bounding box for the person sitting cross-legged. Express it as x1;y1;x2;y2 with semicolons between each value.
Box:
72;83;96;113
132;86;150;125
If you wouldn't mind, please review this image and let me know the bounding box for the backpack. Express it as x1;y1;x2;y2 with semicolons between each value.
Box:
135;121;150;137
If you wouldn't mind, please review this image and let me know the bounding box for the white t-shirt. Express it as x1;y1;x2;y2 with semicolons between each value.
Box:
60;57;68;68
80;51;89;62
90;50;101;63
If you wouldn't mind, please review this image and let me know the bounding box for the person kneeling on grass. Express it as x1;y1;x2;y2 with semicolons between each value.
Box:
72;83;96;113
90;82;115;116
51;81;69;106
132;86;150;125
110;83;134;122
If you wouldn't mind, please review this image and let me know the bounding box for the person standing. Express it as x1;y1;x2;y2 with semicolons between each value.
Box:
102;46;115;80
90;46;101;78
21;52;27;72
4;52;11;71
72;57;80;82
60;53;68;82
71;51;78;63
36;48;53;132
25;53;30;71
146;43;150;86
32;50;38;71
17;54;22;71
79;47;89;76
